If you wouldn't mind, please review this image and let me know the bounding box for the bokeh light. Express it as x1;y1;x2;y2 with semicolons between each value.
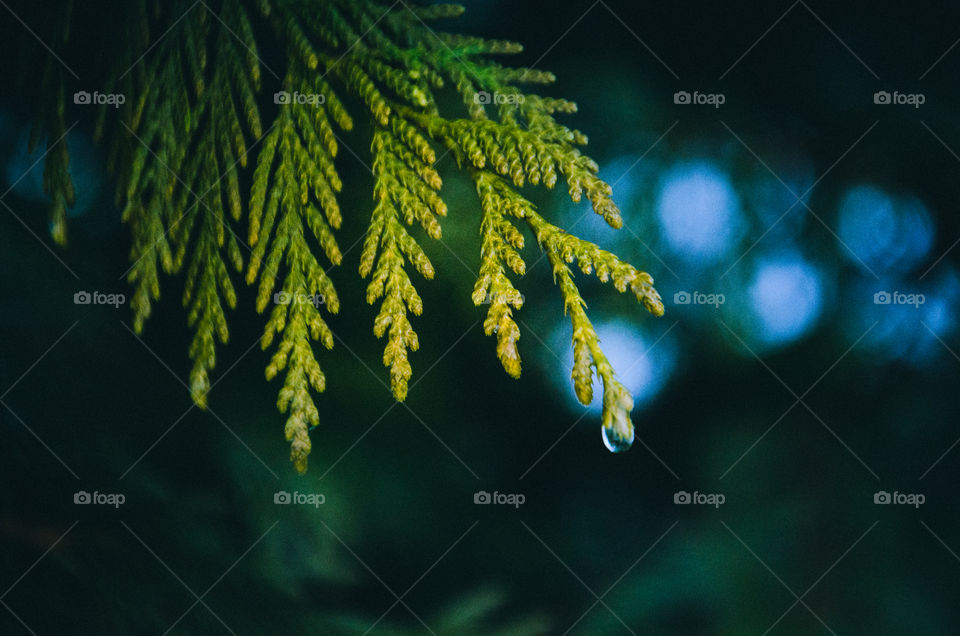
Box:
837;184;934;273
845;269;959;366
2;117;102;218
656;161;743;266
547;319;677;414
746;253;824;347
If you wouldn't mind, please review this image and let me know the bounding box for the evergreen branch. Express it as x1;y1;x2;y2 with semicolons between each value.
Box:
26;0;666;471
360;127;439;401
471;170;663;450
246;68;348;473
116;2;262;410
30;8;76;247
472;170;526;378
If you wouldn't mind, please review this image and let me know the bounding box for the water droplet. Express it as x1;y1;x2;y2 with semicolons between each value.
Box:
602;424;634;453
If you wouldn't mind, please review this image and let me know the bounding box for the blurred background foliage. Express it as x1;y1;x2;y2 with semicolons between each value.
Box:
2;0;960;633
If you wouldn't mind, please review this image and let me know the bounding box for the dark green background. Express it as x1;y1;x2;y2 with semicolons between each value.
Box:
1;1;959;633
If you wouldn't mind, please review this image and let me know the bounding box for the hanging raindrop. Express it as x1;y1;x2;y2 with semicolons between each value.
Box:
602;423;634;453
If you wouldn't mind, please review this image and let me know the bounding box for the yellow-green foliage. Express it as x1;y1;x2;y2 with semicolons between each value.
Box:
36;0;664;472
